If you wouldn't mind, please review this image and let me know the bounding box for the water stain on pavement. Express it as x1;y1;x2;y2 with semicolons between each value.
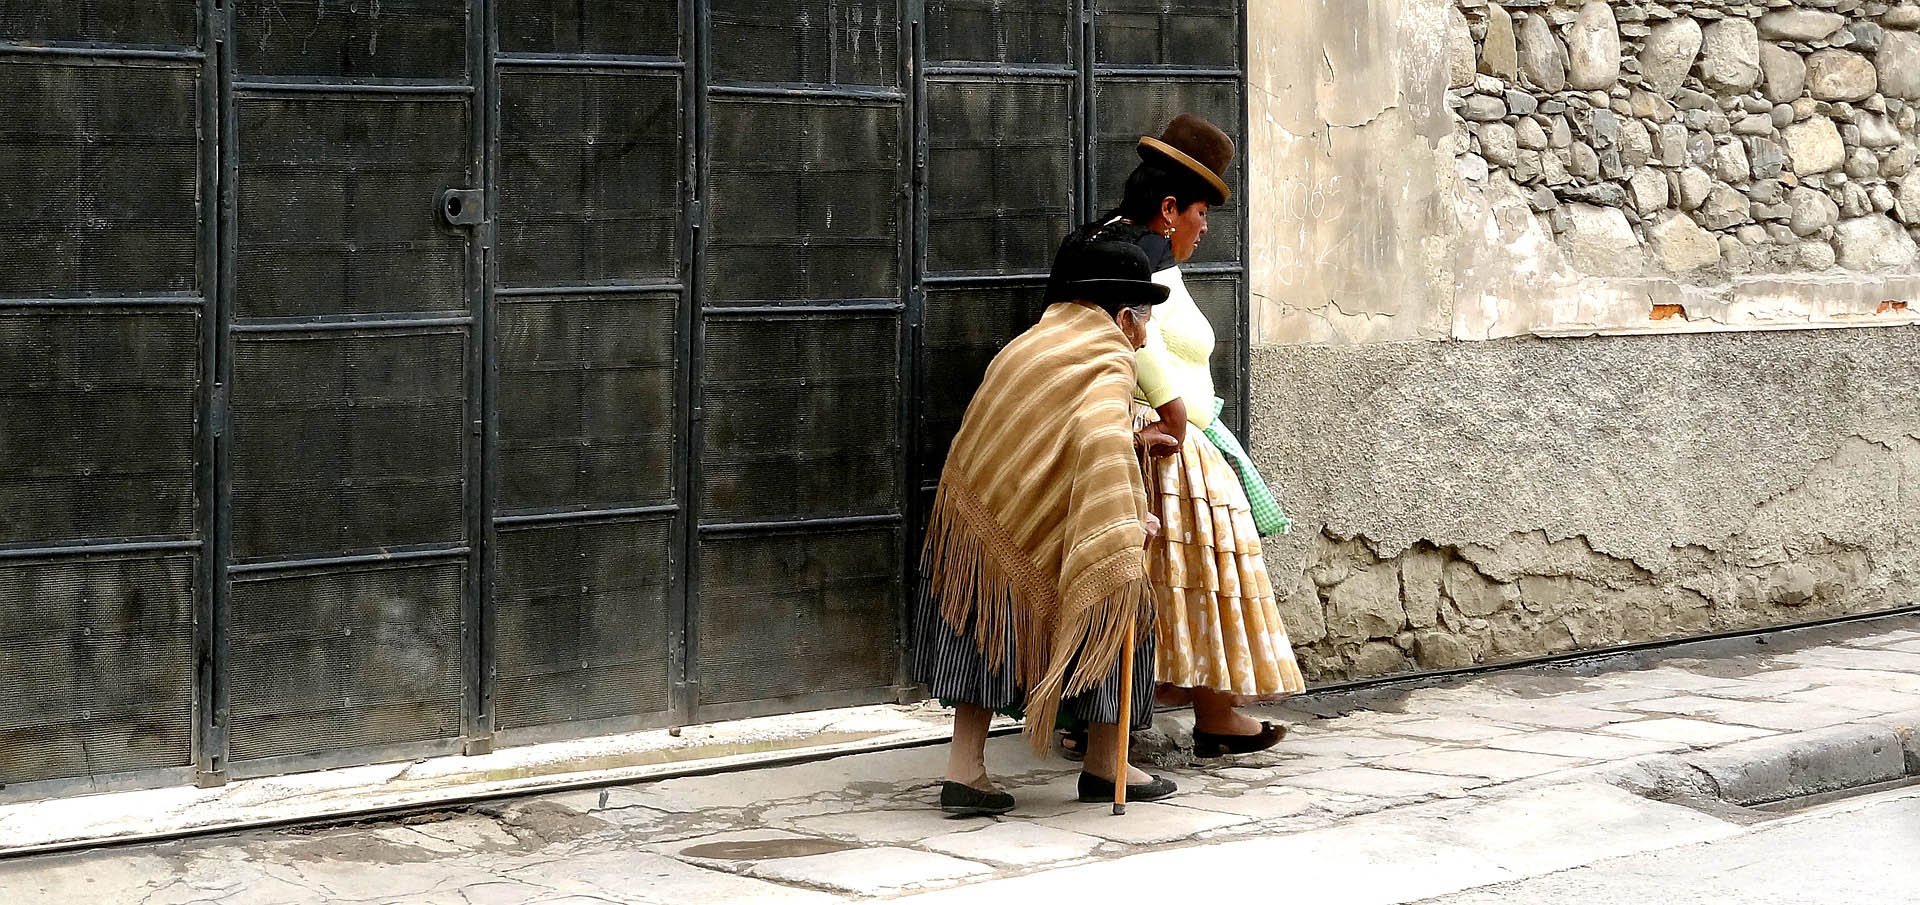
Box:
1476;670;1605;698
278;830;452;865
678;837;860;860
478;800;612;846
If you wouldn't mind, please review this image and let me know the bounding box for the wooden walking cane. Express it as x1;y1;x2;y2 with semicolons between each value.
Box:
1112;627;1135;816
1115;420;1163;816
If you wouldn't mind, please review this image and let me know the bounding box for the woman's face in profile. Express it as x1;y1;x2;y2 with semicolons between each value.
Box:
1166;198;1211;262
1117;305;1151;349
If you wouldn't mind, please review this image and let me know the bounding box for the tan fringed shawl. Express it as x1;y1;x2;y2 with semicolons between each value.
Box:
922;301;1152;752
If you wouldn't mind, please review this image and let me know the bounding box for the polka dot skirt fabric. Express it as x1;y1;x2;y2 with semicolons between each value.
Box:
1146;417;1307;698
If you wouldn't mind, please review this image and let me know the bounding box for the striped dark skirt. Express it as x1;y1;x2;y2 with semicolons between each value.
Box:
911;582;1155;729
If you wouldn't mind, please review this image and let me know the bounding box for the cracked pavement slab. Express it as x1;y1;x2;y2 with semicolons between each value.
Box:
1;617;1915;904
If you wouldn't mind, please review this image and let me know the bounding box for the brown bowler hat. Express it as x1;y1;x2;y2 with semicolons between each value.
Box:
1137;113;1233;204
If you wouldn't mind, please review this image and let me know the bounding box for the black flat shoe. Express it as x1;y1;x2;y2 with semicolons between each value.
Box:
1076;771;1177;803
940;781;1016;816
1192;721;1288;759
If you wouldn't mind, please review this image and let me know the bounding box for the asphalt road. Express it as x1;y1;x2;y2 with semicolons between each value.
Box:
1421;784;1920;904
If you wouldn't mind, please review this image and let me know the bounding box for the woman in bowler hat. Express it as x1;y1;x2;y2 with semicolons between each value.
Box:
1062;114;1308;761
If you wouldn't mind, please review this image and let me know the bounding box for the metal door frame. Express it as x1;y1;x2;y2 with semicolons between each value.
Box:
481;0;697;748
203;1;490;784
0;3;219;803
0;0;1250;798
682;0;920;725
1083;1;1252;438
908;0;1090;694
906;0;1254;653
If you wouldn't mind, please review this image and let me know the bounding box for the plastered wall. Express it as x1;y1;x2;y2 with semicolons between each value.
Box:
1245;0;1920;681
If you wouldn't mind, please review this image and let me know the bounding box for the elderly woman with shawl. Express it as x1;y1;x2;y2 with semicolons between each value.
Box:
913;235;1180;816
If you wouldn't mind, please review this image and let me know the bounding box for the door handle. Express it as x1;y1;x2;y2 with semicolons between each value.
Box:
438;188;485;227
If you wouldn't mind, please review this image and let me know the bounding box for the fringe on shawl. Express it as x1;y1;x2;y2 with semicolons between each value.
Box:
1021;559;1152;755
920;478;1054;691
921;479;1153;753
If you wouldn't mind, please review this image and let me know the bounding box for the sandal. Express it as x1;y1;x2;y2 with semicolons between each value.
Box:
1057;726;1089;761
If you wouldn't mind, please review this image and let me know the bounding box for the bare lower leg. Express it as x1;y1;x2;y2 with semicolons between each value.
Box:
1080;722;1152;784
1191;687;1262;736
945;704;996;789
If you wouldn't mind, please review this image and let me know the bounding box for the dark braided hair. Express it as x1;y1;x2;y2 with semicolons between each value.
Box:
1109;160;1215;224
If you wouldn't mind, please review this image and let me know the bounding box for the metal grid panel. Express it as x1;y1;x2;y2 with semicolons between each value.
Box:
0;555;194;785
499;0;678;55
0;2;198;46
1094;0;1238;67
701;315;900;523
228;563;464;762
926;0;1074;65
1093;77;1242;266
497;71;678;288
696;312;900;521
919;284;1035;477
494;518;672;730
229;332;467;562
709;0;898;87
233;0;469;80
697;528;900;707
0;60;198;297
0;0;1255;786
0;310;199;546
236;96;470;318
1185;273;1243;433
926;78;1073;277
707;99;900;306
496;294;676;513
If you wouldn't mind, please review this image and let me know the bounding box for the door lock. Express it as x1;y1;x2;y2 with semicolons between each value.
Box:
438;188;485;227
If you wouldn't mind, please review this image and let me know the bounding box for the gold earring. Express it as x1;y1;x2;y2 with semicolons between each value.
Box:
1164;225;1176;239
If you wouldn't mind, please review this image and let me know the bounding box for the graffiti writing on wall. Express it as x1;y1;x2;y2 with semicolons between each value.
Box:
1269;171;1347;287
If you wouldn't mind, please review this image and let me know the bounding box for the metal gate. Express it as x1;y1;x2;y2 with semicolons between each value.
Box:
0;0;1246;795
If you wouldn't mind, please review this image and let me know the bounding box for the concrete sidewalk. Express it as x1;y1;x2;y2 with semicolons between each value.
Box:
4;616;1918;904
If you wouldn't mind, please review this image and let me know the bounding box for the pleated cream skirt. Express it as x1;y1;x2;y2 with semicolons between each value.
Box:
1146;417;1306;698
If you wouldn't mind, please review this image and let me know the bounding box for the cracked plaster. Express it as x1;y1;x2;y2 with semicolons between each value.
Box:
1249;0;1459;346
1242;2;1920;679
1249;326;1920;681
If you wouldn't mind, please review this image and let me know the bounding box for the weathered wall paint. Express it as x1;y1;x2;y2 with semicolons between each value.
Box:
1249;327;1920;680
1244;0;1920;681
1248;0;1458;345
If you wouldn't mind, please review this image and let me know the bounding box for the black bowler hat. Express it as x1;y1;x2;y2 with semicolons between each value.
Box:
1043;232;1172;307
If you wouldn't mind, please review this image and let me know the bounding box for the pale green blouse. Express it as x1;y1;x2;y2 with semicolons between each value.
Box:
1133;266;1217;430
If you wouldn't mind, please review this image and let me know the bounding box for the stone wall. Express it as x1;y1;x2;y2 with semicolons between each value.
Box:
1456;0;1920;275
1244;1;1920;343
1448;0;1920;336
1250;327;1920;683
1245;0;1920;683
